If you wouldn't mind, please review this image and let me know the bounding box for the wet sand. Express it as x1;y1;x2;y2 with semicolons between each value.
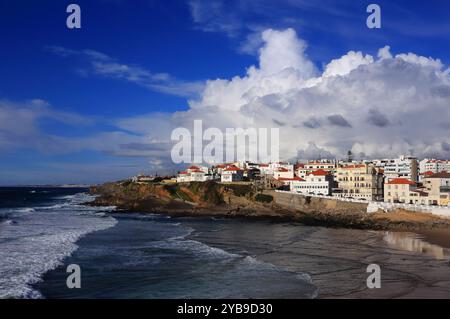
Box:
185;218;450;299
416;228;450;250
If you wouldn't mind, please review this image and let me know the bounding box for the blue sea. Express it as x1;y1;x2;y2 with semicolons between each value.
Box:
1;187;450;299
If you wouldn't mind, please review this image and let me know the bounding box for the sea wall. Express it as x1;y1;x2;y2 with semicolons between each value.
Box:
272;191;369;215
367;201;450;218
272;190;450;219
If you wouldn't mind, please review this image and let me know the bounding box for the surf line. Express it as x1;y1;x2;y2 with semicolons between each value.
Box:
177;303;211;317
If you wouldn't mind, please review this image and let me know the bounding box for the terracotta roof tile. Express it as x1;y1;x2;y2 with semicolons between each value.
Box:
386;178;416;185
311;169;329;176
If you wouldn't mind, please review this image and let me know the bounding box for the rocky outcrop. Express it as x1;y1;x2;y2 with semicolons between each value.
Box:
90;181;450;231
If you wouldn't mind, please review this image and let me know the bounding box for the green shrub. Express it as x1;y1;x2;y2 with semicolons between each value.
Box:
202;181;225;205
255;194;273;203
164;184;179;197
227;184;252;197
177;190;193;202
151;177;163;183
121;180;132;187
187;181;202;194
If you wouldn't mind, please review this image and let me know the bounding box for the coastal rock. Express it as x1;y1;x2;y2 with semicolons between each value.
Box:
90;181;450;231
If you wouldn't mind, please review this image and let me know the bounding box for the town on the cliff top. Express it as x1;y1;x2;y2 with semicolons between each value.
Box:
133;156;450;217
2;0;450;307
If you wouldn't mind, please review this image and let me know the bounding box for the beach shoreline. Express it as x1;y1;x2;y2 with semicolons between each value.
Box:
415;228;450;250
89;181;450;232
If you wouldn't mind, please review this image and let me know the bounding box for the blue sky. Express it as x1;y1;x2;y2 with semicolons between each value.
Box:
1;0;450;185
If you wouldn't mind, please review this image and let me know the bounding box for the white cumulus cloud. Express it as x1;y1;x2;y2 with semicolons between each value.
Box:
140;28;450;162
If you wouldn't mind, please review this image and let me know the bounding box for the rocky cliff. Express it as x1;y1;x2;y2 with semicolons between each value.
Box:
90;181;450;231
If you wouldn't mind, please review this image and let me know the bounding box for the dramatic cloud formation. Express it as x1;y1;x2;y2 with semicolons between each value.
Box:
138;28;450;162
4;28;450;178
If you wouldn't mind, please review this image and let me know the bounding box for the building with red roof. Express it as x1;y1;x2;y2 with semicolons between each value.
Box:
273;165;295;180
288;169;334;196
311;169;330;176
177;165;213;183
385;178;416;185
384;177;421;204
221;165;244;183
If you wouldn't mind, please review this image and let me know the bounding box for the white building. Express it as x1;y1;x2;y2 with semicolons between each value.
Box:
289;169;333;196
373;155;418;182
273;167;294;180
221;165;244;182
213;164;230;175
419;170;435;182
176;165;213;183
258;164;273;176
419;159;450;174
423;172;450;206
294;163;308;179
132;174;155;183
304;160;336;171
384;178;420;204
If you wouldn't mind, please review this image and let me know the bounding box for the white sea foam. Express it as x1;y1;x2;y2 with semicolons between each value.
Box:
149;233;317;297
15;208;35;213
0;193;117;299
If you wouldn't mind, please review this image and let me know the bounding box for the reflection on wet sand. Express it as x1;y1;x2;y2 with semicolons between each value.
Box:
383;232;449;260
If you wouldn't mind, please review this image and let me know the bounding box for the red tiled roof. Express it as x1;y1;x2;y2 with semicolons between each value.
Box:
188;165;200;170
277;167;289;172
179;171;188;175
190;169;204;173
311;169;329;176
259;164;269;167
224;165;242;172
420;171;435;176
386;178;416;185
426;172;450;179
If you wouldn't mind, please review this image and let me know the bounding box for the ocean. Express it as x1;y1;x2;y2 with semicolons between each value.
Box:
1;187;450;299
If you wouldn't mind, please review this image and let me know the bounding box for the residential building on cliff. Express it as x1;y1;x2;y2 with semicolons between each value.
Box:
373;155;418;182
176;165;213;183
419;159;450;174
422;172;450;206
334;164;384;201
221;165;244;182
289;169;334;196
304;160;336;171
384;178;430;204
273;167;294;180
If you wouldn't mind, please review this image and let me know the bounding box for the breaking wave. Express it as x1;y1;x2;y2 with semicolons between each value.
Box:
0;191;117;299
